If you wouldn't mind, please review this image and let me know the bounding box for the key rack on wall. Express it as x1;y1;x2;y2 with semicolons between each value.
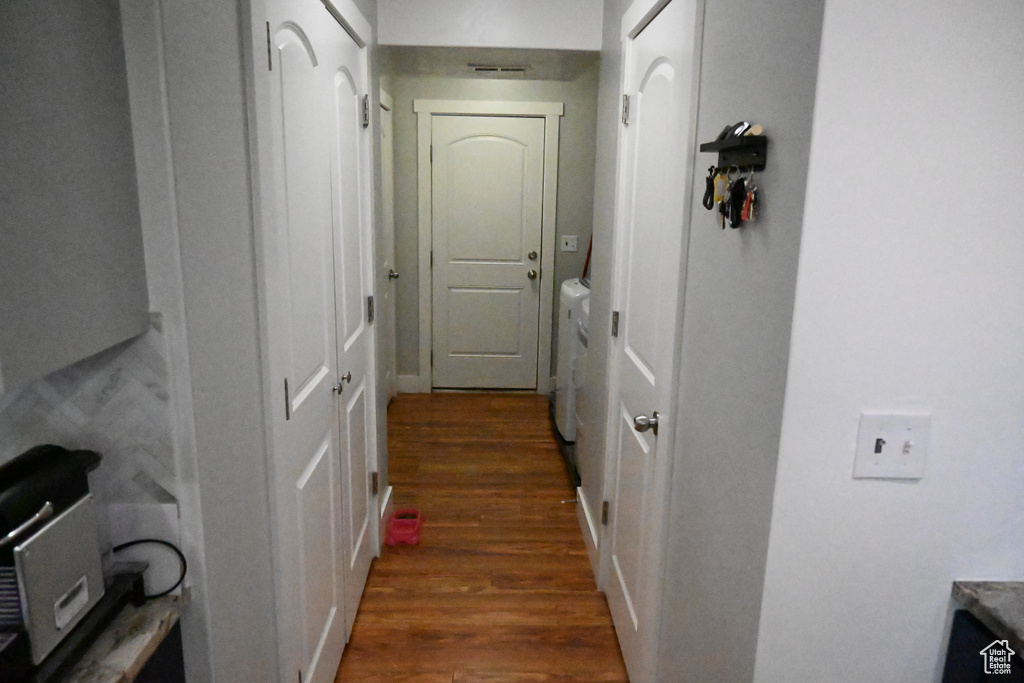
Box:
699;135;768;171
699;123;768;229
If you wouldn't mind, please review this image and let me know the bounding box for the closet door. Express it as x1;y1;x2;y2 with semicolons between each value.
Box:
324;24;378;638
262;1;358;681
259;1;378;680
603;0;703;681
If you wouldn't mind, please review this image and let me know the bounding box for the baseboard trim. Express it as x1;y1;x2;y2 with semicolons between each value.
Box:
397;374;428;393
576;486;600;580
397;376;556;394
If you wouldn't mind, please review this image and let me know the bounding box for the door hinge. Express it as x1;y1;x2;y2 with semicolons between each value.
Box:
371;472;379;496
430;250;433;268
362;94;370;128
367;295;374;323
430;145;433;164
284;378;290;420
430;350;434;367
611;311;619;337
602;501;610;525
266;22;272;71
621;94;630;125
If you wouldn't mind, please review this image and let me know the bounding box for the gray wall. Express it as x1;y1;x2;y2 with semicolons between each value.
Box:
0;0;150;393
388;70;600;379
655;0;824;680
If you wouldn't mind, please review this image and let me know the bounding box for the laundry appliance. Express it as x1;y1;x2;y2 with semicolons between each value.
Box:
555;278;590;443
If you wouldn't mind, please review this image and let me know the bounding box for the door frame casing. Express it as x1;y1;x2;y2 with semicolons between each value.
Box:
378;88;397;404
412;99;564;394
376;88;396;547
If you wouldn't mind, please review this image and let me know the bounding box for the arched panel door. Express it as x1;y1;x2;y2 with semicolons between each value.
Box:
603;0;703;681
431;115;546;389
264;12;345;683
326;48;377;639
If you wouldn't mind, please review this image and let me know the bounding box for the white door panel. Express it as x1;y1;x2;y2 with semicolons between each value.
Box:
325;26;377;637
603;0;703;681
297;439;339;675
342;381;370;565
445;138;529;260
332;69;366;348
447;286;526;353
431;115;545;389
263;2;345;682
610;404;649;629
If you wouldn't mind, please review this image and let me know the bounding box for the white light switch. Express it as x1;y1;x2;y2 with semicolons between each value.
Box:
853;411;930;480
561;235;578;252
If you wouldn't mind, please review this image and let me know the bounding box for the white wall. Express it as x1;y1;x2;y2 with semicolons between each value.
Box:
575;0;631;581
156;1;280;680
378;0;602;51
755;1;1024;681
119;2;217;679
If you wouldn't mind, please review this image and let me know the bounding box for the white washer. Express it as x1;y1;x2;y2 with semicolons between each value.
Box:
555;278;590;442
574;296;591;431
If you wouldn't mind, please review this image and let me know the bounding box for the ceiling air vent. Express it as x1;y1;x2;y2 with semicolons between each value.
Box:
469;64;532;74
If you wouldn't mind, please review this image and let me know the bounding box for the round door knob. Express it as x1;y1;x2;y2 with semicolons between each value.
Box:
633;411;659;435
528;250;538;261
388;269;400;279
527;269;538;280
342;371;352;383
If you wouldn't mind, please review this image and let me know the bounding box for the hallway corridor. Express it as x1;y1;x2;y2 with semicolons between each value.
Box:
336;392;627;681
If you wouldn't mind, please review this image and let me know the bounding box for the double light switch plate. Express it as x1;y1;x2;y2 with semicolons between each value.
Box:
853;410;931;480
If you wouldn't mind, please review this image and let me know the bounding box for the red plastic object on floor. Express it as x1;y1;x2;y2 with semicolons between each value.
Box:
386;508;423;546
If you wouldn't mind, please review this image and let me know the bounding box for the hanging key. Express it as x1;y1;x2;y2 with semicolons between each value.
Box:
729;177;746;228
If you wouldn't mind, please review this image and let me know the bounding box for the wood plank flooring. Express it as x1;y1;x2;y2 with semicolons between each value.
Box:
335;392;627;682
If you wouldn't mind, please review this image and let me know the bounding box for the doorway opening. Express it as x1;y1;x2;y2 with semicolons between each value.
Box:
414;100;564;393
381;47;599;396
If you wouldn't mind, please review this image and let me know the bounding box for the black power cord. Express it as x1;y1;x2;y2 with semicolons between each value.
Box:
111;538;187;600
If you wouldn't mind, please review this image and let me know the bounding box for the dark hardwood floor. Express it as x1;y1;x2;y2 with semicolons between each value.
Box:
335;392;628;682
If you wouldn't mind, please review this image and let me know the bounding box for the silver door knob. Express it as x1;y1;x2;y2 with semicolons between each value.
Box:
528;250;538;261
527;269;538;280
633;411;659;436
341;371;352;383
388;269;399;279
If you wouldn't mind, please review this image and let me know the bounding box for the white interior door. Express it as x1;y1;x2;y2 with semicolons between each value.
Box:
602;0;702;681
324;23;378;638
378;91;398;402
430;114;546;389
263;2;346;681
